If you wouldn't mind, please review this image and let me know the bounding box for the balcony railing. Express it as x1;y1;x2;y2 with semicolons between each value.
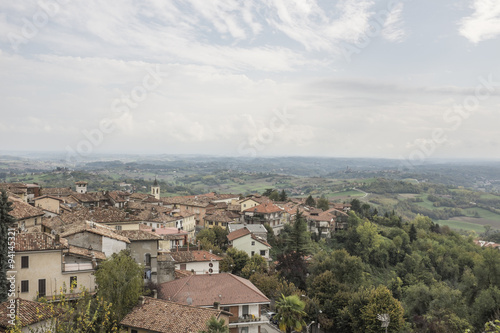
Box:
229;314;264;324
63;263;93;272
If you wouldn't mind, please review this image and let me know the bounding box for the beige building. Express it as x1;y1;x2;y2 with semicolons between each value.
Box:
34;195;64;215
13;233;104;301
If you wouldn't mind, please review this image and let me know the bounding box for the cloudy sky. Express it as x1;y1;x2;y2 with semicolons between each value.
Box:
1;0;500;161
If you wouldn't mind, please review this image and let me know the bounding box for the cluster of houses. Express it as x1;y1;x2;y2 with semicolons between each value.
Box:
0;180;351;332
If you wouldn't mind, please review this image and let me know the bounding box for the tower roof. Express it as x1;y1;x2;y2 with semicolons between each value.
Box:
153;177;158;186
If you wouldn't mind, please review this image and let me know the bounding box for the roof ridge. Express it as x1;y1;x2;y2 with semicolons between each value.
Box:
171;274;193;301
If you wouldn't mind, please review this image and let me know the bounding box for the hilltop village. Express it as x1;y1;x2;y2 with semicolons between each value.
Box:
0;180;350;332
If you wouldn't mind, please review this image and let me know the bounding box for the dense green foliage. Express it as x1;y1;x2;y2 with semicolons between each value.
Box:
94;250;144;324
275;294;307;333
199;316;229;333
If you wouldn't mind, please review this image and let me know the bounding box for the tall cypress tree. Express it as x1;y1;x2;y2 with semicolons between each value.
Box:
0;190;16;302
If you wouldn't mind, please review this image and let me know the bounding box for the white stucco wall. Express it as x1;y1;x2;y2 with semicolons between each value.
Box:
102;237;127;257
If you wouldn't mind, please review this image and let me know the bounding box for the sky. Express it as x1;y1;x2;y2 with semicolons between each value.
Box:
1;0;500;163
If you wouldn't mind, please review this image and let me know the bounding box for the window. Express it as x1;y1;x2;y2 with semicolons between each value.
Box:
131;330;138;333
241;328;248;333
145;253;151;266
251;241;255;246
70;276;77;288
251;251;255;256
222;306;230;312
180;263;187;270
38;279;46;298
242;305;249;316
34;218;38;224
21;280;29;293
115;226;122;230
21;256;29;268
260;250;266;256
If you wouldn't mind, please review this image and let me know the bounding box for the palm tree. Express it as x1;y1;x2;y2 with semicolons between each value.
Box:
199;316;229;333
275;294;307;333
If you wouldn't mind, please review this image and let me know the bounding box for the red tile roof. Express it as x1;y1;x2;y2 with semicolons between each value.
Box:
169;250;222;263
0;298;63;329
227;227;251;241
120;297;227;333
159;273;269;307
8;199;44;220
115;230;161;241
243;202;283;214
15;233;68;252
59;221;130;243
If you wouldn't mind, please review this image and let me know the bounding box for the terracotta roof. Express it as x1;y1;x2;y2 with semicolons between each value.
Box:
227;227;251;241
34;195;64;202
227;228;271;248
159;273;269;307
8;199;44;220
120;297;226;333
251;234;272;248
59;221;130;243
243;202;283;214
0;298;63;329
67;245;106;260
70;192;106;203
41;187;76;197
115;230;161;241
169;250;222;263
15;232;68;252
204;211;235;223
175;269;195;278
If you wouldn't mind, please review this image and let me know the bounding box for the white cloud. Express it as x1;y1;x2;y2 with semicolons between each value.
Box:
459;0;500;43
265;0;374;52
382;3;406;42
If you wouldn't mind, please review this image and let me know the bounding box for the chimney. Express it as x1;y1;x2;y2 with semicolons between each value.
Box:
213;301;220;310
153;289;158;299
178;228;180;233
139;296;145;305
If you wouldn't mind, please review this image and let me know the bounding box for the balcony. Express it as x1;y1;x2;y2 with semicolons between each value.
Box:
63;262;94;272
229;314;266;324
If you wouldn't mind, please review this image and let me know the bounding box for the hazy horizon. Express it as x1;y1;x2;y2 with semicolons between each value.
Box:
1;1;500;162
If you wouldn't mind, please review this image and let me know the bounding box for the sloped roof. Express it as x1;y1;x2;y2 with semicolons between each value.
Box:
59;221;130;243
115;230;161;241
8;199;44;220
227;227;251;241
67;245;106;260
159;273;269;307
204;210;235;223
0;298;63;329
243;202;283;214
169;250;222;263
41;187;76;197
120;297;226;333
15;232;68;252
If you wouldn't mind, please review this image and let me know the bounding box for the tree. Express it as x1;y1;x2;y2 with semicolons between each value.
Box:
317;197;329;211
199;316;229;333
220;248;249;275
409;224;417;243
94;250;144;323
305;195;316;207
0;190;16;303
241;254;267;279
269;190;280;201
280;189;288;202
275;294;307;333
8;288;119;333
263;189;275;196
287;210;310;255
359;285;405;332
